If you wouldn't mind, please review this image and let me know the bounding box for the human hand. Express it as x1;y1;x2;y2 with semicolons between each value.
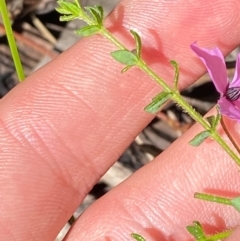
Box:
1;0;240;240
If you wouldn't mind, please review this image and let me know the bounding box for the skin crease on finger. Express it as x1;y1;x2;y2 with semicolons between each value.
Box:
0;0;240;240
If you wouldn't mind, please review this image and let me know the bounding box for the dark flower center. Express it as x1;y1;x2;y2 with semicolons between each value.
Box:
226;87;240;101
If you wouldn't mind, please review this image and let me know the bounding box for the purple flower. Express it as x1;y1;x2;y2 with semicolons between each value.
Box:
191;42;240;121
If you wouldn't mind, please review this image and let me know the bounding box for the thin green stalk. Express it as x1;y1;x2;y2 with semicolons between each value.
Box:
194;193;232;205
211;130;240;165
100;28;126;50
0;0;25;82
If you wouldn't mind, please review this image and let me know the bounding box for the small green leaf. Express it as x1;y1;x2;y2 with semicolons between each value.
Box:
213;106;221;129
85;6;103;25
74;0;81;8
111;50;139;66
144;91;171;113
131;233;146;241
95;5;104;20
170;60;179;90
206;110;221;130
130;30;142;57
231;196;240;212
189;131;211;147
57;1;80;16
186;221;206;240
206;116;215;127
121;65;133;73
55;7;72;15
75;25;100;36
60;15;76;22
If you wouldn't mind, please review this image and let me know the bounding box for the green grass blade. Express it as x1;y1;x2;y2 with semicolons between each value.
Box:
0;0;25;82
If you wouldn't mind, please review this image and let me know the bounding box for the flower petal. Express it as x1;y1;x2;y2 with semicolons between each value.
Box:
191;42;228;94
230;54;240;88
218;97;240;121
233;99;240;109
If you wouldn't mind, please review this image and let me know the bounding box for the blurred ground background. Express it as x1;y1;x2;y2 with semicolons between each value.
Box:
0;0;238;240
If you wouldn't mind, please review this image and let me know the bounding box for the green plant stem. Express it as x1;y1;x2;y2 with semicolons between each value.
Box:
0;0;25;82
79;10;240;167
194;193;232;205
100;28;126;50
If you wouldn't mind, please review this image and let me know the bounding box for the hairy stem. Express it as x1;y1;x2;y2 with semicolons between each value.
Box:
194;193;232;205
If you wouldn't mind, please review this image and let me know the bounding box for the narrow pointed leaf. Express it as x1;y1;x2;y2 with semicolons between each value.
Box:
56;1;67;8
189;131;210;147
170;60;179;90
130;30;142;57
186;221;206;240
121;65;133;73
206;111;221;129
206;116;215;127
212;107;221;129
55;7;72;15
75;25;100;36
74;0;81;8
60;15;76;21
131;233;146;241
56;1;72;14
111;50;138;66
231;196;240;212
144;91;171;113
57;1;80;16
85;6;102;25
95;5;104;19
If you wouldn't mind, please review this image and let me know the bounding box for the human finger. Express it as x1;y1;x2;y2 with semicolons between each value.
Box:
1;0;240;240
